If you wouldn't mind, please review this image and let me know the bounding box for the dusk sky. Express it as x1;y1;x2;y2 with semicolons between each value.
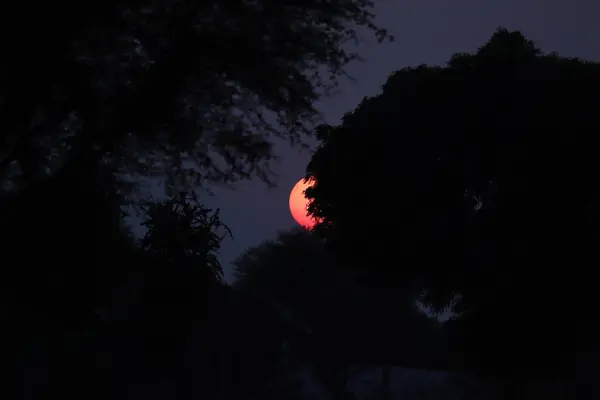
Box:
203;0;600;282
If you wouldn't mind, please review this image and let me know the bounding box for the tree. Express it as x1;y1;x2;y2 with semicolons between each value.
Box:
305;28;600;388
231;228;324;398
232;228;444;400
0;0;391;196
233;228;328;318
0;154;142;399
137;192;231;356
0;153;135;332
3;156;235;398
140;192;229;281
130;192;233;397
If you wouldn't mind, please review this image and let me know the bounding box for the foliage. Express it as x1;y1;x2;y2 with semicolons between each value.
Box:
232;228;324;370
232;227;446;399
3;155;238;398
305;28;600;380
140;191;231;282
0;154;135;331
1;154;142;398
134;192;233;386
0;0;392;195
233;228;328;302
233;228;356;399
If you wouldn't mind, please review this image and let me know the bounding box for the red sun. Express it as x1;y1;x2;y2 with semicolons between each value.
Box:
289;178;319;229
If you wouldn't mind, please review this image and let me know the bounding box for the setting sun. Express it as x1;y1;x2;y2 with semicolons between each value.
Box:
289;178;319;229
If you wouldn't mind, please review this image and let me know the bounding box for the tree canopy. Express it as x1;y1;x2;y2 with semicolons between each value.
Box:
1;0;391;195
305;28;600;382
232;228;445;374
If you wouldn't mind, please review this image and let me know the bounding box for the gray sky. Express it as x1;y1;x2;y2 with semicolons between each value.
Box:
206;0;600;282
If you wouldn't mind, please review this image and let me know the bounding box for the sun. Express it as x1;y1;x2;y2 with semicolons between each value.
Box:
289;177;319;229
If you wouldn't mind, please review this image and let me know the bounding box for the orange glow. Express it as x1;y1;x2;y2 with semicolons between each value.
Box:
289;178;319;229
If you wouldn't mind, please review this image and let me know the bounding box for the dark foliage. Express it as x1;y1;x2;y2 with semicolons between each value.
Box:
306;28;600;382
0;0;391;195
5;177;235;398
232;228;446;398
1;157;136;398
140;191;230;282
0;155;132;331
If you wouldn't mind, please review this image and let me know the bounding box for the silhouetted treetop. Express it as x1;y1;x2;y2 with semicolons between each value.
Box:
0;0;391;195
140;192;231;283
305;28;600;380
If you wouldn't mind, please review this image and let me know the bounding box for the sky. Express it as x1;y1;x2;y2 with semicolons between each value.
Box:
203;0;600;282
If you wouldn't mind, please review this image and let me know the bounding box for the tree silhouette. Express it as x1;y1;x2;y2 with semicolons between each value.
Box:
132;192;233;397
305;28;600;390
233;228;327;324
231;228;323;398
0;154;133;332
140;192;229;282
1;0;392;195
1;154;141;398
232;228;445;399
3;159;236;398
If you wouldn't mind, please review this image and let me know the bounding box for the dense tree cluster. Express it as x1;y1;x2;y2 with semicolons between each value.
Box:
306;28;600;387
232;228;445;399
